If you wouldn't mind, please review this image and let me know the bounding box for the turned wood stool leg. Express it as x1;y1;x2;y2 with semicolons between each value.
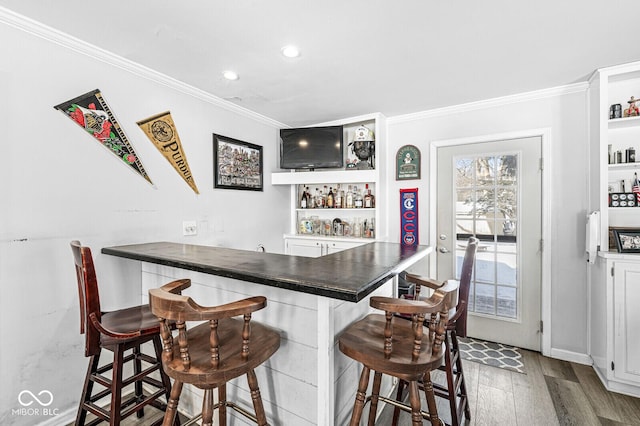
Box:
201;389;214;426
349;366;371;426
162;380;183;426
391;379;407;426
422;371;442;426
408;381;423;426
218;384;227;426
247;369;268;426
367;372;382;426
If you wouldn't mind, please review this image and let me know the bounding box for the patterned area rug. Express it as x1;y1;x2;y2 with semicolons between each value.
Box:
458;337;525;374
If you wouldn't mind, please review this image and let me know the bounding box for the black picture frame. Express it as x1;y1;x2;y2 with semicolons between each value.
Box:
213;134;263;191
613;228;640;253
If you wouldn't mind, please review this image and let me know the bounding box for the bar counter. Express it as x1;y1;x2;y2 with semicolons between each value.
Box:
102;241;431;425
101;241;431;302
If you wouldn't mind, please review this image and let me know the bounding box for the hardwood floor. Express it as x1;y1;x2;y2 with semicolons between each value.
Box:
375;350;640;426
73;350;640;425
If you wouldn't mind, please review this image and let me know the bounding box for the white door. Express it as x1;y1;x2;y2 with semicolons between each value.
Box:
436;137;542;351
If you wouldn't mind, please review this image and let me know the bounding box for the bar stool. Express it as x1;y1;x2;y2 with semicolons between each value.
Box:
148;279;281;426
393;237;479;426
71;240;176;426
338;280;460;426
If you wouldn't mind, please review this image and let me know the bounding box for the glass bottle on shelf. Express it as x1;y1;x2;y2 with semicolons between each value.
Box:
353;218;362;237
335;184;343;209
313;188;320;208
346;185;354;209
327;187;335;208
364;184;375;208
355;185;364;208
322;186;328;208
300;185;309;209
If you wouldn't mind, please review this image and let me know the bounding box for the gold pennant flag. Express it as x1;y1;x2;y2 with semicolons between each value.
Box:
137;111;199;194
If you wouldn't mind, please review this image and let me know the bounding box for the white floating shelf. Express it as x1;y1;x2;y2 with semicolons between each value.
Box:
271;169;376;185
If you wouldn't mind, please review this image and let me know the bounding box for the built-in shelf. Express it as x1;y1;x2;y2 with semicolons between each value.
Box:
608;115;640;129
608;162;640;171
271;169;376;185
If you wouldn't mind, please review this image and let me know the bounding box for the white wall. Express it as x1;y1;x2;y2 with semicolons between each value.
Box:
385;88;590;358
0;22;289;425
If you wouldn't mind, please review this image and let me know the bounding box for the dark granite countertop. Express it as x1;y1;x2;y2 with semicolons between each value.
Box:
102;241;431;302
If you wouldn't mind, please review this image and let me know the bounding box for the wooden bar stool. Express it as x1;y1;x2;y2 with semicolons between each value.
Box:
148;279;281;426
393;237;479;426
338;280;460;426
71;240;176;426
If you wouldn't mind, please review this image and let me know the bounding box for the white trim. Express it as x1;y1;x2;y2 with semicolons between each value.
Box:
0;6;286;129
389;83;588;124
430;128;552;356
550;348;592;366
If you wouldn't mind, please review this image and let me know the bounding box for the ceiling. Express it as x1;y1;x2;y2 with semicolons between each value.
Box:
2;1;640;127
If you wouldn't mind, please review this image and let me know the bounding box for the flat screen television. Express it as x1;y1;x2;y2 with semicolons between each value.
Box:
280;125;343;169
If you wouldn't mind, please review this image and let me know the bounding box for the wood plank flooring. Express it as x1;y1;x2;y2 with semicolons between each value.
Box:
75;350;640;425
375;349;640;426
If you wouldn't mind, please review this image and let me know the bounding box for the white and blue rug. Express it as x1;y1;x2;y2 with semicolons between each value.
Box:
458;337;525;374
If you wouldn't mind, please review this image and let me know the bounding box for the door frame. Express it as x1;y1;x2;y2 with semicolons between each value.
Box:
429;128;552;356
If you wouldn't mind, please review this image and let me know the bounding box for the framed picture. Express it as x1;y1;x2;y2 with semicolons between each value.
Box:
613;228;640;253
213;134;263;191
396;145;421;180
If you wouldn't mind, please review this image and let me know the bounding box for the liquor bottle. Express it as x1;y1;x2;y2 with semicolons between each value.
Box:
321;186;328;208
354;185;364;208
300;185;308;209
364;184;375;208
335;184;343;209
346;185;354;209
327;187;334;208
313;188;320;208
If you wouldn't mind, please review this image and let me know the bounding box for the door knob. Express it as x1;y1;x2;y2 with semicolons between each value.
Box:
438;246;450;253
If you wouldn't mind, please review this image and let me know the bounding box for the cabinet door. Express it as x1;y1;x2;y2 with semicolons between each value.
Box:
285;238;324;257
325;240;366;255
613;261;640;383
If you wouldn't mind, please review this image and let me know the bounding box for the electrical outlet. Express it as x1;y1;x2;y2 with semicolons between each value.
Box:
182;220;197;236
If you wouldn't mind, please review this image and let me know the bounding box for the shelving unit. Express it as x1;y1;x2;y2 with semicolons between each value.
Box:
588;61;640;397
271;113;387;256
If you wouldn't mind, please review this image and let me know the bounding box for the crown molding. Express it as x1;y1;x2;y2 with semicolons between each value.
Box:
388;82;589;125
0;6;287;129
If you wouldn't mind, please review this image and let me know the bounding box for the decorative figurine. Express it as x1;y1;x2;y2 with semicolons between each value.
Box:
624;96;639;117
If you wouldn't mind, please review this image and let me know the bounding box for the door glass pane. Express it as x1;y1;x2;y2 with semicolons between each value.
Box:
497;253;517;286
455;152;520;320
496;155;518;185
475;283;495;315
497;286;517;318
474;250;495;283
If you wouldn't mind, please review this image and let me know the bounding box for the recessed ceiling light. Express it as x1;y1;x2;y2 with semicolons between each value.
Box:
281;45;300;58
223;70;239;81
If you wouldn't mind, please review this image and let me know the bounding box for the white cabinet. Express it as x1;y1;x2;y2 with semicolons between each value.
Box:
588;62;640;397
612;261;640;384
284;235;368;257
272;113;387;254
590;251;640;397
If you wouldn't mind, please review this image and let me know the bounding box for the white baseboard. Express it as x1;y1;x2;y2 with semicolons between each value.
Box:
549;348;592;365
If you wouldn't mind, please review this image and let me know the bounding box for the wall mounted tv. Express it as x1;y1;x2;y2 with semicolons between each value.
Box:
279;125;344;170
